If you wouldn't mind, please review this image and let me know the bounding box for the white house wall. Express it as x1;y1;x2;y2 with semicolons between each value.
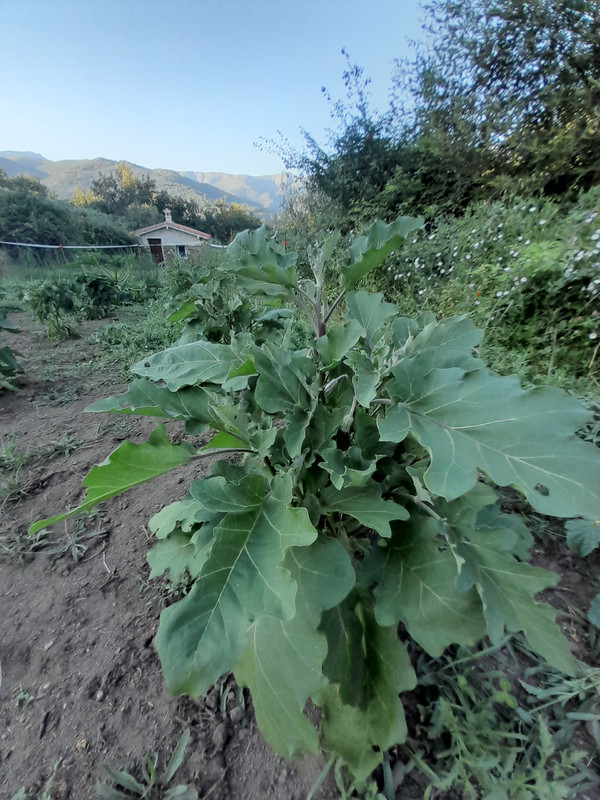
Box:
138;228;206;247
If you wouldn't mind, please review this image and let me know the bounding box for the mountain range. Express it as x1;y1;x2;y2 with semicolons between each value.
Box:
0;151;285;215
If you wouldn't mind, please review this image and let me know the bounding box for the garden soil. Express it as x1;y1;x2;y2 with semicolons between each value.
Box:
1;311;599;800
0;313;339;800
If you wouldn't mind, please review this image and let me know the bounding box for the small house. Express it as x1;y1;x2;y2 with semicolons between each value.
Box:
134;208;211;263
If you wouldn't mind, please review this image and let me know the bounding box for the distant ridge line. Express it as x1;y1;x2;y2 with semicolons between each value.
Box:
0;151;287;214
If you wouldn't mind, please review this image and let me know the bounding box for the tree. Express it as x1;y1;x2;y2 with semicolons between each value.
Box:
0;170;134;257
0;169;49;197
153;190;203;229
410;0;600;199
89;162;156;216
273;54;414;230
197;199;262;243
278;3;600;227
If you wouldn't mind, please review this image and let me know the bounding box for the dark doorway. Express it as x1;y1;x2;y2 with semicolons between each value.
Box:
148;238;164;264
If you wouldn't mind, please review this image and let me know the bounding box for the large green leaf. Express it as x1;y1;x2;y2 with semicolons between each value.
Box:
207;403;274;454
283;408;312;460
155;474;318;697
253;343;315;415
311;230;341;283
147;531;209;579
167;299;199;323
86;379;217;431
380;366;600;519
320;482;409;538
565;518;600;557
131;341;239;391
441;488;576;675
227;227;299;294
29;425;197;535
234;538;355;759
149;499;203;539
345;291;397;352
340;216;424;291
367;516;486;655
318;444;377;490
315;319;365;369
391;314;484;374
319;591;365;703
316;602;416;780
344;351;381;407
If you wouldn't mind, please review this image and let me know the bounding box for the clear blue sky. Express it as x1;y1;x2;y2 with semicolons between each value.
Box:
1;0;426;175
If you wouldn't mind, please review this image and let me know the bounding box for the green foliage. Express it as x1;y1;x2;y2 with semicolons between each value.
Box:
90;162;156;218
19;253;166;339
376;189;600;387
20;277;78;340
273;52;410;231
10;758;63;800
90;299;180;377
405;645;600;798
0;170;134;260
279;1;600;226
165;233;293;345
33;219;600;781
1;513;107;563
197;198;262;244
413;0;600;203
94;729;197;800
82;161;262;241
0;294;21;389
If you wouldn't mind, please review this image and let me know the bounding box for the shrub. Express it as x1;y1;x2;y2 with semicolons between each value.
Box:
378;190;600;387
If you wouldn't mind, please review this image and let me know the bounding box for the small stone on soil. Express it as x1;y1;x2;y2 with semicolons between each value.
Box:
211;721;228;751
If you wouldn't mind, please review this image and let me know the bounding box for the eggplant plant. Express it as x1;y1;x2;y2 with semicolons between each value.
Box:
32;219;600;780
1;308;21;390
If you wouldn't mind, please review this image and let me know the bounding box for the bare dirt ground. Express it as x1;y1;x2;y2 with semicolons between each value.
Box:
0;312;338;800
1;310;599;800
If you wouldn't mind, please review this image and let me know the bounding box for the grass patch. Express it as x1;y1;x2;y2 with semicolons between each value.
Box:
88;298;183;378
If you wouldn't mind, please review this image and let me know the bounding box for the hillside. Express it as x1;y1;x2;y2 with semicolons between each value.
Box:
183;172;284;213
0;152;284;213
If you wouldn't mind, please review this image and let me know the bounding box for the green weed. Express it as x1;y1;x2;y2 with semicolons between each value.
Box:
0;438;31;511
399;642;600;799
89;299;181;378
15;685;35;707
1;512;107;563
10;758;63;800
94;729;197;800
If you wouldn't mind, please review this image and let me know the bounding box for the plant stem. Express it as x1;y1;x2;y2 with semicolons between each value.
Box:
396;488;445;522
324;290;346;323
194;447;257;458
293;294;320;337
